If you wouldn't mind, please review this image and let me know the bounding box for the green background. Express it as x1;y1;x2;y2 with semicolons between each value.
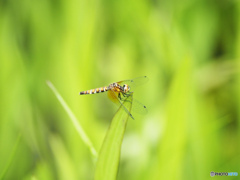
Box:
0;0;239;179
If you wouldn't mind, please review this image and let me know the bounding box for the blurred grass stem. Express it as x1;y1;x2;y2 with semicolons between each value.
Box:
46;80;97;158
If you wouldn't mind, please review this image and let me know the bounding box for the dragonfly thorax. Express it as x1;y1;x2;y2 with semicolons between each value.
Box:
110;83;130;93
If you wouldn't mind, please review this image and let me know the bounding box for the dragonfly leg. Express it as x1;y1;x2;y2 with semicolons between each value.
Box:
118;93;122;100
122;92;131;98
119;92;128;100
122;93;133;104
124;92;132;98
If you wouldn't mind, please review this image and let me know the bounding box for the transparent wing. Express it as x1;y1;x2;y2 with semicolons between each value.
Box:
116;76;149;92
120;94;148;115
131;98;148;115
108;90;148;118
107;90;134;119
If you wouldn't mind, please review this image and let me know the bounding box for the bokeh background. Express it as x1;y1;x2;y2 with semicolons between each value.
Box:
0;0;240;179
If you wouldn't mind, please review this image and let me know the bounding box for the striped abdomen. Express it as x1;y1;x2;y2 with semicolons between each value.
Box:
79;86;108;95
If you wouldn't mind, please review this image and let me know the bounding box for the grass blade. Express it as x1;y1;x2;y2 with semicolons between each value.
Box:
46;80;97;158
94;95;133;180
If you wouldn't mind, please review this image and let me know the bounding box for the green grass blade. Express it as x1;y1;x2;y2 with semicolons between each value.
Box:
0;133;22;180
94;95;132;180
46;80;97;158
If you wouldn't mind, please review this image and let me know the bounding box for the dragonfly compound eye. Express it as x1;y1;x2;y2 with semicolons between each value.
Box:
123;84;130;93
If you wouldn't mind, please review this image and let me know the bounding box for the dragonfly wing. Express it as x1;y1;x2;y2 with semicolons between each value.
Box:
107;90;134;119
131;97;148;115
107;89;119;104
119;93;148;115
117;76;149;92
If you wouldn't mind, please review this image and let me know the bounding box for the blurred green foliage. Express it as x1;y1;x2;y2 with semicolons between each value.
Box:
0;0;239;179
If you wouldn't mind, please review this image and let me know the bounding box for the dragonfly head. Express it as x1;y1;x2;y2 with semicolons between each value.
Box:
123;84;130;93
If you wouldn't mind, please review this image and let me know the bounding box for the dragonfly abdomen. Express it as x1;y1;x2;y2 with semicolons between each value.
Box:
79;86;108;95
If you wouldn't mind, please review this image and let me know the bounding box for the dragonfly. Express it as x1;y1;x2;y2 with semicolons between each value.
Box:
79;76;148;120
